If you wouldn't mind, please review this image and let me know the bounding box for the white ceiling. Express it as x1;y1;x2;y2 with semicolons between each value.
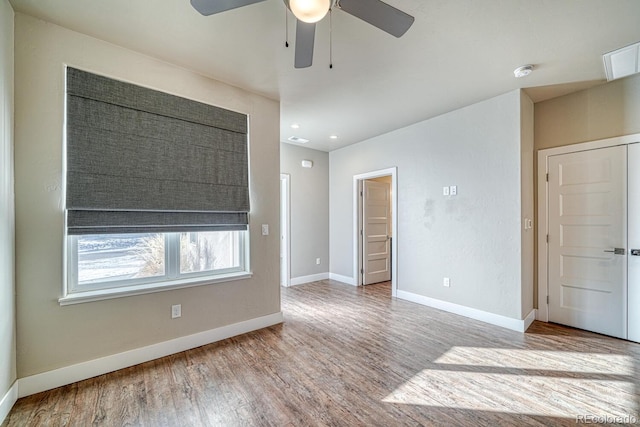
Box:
9;0;640;151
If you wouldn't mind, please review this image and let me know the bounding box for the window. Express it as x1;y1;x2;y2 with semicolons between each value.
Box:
62;68;251;303
68;231;247;295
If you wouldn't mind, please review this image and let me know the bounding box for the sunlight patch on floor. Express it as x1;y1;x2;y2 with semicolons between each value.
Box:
384;348;638;419
433;346;633;375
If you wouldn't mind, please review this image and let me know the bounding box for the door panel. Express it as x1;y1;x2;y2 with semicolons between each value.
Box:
548;146;627;338
363;180;391;285
628;144;640;343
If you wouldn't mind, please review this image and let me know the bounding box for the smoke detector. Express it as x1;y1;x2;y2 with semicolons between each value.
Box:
514;65;534;78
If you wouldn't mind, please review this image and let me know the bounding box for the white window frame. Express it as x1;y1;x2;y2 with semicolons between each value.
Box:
60;230;251;305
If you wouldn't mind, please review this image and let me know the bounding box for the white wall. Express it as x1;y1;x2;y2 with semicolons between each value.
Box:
0;0;17;418
14;14;280;378
330;90;532;320
280;143;329;280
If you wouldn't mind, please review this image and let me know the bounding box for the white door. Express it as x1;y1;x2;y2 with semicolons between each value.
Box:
628;144;640;342
548;146;627;338
362;180;391;285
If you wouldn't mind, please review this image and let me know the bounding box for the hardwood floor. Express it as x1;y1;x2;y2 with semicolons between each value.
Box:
5;280;640;426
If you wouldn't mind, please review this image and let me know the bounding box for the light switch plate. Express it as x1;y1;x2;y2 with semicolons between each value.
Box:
443;186;450;196
261;224;269;235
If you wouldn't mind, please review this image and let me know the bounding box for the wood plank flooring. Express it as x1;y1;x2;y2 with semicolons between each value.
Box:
5;280;640;426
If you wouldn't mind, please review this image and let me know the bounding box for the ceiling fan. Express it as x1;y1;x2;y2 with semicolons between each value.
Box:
190;0;415;68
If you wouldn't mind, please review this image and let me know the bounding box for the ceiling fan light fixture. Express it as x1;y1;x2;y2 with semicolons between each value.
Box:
289;0;330;23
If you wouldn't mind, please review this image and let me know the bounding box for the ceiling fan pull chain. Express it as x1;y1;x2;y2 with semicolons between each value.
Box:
329;7;333;69
285;7;289;48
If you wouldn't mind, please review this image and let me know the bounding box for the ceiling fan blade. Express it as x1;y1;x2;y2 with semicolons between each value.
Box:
190;0;267;16
295;20;315;69
338;0;414;38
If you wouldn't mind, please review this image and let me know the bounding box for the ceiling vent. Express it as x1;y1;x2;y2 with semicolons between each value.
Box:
603;41;640;81
288;136;309;144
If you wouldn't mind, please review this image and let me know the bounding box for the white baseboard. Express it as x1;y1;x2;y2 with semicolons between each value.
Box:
0;381;18;425
329;273;356;286
289;272;329;286
396;290;535;333
523;309;537;332
18;312;284;398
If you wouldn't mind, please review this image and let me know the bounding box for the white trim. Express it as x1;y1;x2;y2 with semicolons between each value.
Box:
537;148;550;322
0;381;18;425
17;312;283;398
523;309;537;332
537;133;640;323
353;167;398;297
280;174;291;287
397;290;535;333
289;272;329;286
329;273;356;285
59;271;253;305
539;134;640;157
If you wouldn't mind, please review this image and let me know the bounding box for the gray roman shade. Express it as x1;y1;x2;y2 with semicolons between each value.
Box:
65;67;249;235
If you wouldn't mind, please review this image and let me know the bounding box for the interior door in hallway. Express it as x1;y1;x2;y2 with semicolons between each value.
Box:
548;145;627;339
362;180;391;285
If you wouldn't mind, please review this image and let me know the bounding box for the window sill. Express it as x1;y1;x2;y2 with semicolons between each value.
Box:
59;271;253;306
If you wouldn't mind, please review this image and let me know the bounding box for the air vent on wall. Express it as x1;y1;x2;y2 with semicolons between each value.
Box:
603;41;640;81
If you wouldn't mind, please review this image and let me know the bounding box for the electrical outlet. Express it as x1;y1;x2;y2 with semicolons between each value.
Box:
171;304;181;319
443;277;450;287
316;258;321;265
450;185;457;196
261;224;269;235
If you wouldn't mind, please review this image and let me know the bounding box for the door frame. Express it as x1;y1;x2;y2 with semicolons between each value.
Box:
537;133;640;322
280;173;291;287
353;167;398;296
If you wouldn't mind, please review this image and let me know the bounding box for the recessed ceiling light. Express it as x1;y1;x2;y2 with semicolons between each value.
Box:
291;123;300;129
329;135;338;139
288;136;309;144
514;64;534;78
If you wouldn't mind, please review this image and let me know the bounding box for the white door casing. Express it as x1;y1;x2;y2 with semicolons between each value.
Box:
548;146;627;339
362;180;391;285
627;144;640;342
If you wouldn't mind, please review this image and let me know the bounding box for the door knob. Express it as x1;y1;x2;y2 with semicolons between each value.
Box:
604;248;626;255
631;249;640;256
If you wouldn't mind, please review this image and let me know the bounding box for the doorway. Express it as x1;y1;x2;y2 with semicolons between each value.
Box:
353;168;398;296
280;174;290;287
538;134;640;342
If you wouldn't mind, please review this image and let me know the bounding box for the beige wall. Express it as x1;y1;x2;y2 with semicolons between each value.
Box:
520;92;534;317
0;0;16;406
535;74;640;150
280;143;329;279
14;14;280;377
